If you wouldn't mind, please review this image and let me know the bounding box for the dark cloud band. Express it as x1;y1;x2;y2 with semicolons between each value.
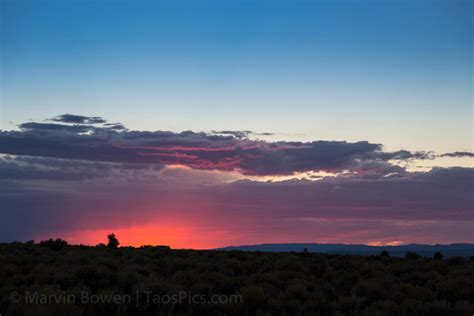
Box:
0;114;454;176
441;151;474;158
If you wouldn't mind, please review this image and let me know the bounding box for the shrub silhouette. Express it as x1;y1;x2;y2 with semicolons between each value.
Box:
39;238;68;250
107;233;119;249
380;250;390;257
433;251;443;260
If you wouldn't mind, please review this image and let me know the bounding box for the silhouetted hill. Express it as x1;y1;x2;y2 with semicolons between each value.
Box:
216;243;474;257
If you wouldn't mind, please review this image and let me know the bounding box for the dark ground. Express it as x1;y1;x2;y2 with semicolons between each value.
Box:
1;241;473;315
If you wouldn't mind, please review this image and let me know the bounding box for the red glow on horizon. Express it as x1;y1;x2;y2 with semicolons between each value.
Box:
55;223;237;249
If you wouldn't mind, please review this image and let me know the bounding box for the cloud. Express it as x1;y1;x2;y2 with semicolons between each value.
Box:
0;155;163;181
2;115;472;246
0;162;472;246
224;167;474;222
49;114;106;124
441;151;474;158
376;150;435;160
212;130;252;139
104;123;127;130
19;122;94;133
0;115;435;176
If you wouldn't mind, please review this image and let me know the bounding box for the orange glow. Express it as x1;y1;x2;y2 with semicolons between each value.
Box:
64;225;191;248
368;240;404;246
54;222;237;249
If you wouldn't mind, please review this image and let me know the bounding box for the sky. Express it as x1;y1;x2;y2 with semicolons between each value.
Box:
0;0;473;248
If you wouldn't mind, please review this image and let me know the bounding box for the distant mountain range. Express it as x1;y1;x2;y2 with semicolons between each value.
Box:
216;243;474;258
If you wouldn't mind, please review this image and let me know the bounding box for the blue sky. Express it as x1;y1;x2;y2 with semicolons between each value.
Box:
0;0;473;246
1;0;472;152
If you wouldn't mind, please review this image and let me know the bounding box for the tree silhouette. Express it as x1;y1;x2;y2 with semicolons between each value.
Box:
107;233;119;249
433;251;443;260
380;250;390;257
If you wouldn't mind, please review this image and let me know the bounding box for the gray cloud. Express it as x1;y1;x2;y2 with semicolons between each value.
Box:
212;130;252;139
104;123;127;130
0;155;163;181
49;114;106;124
19;122;94;133
0;115;441;176
441;151;474;158
376;150;435;161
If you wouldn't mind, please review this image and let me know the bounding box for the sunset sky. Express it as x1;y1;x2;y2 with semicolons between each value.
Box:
1;0;472;248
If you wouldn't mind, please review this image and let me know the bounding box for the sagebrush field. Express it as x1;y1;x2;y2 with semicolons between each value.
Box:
1;241;473;316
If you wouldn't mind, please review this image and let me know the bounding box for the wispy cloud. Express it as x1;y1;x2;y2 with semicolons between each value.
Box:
441;151;474;158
